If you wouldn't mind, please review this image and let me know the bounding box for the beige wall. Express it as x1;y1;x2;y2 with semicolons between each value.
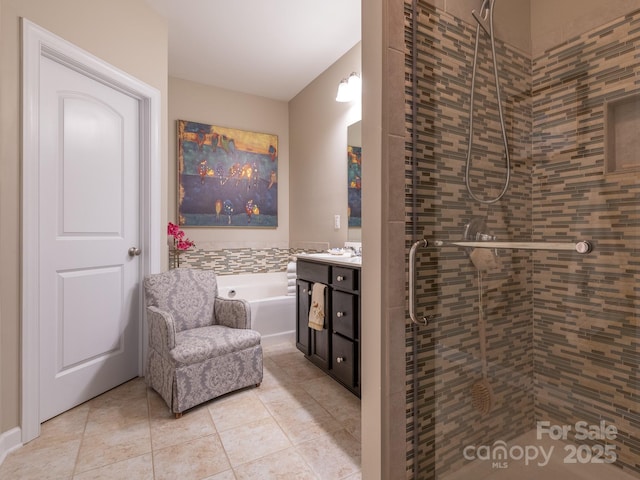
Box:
426;0;532;53
289;43;362;250
168;77;290;250
424;0;640;58
361;0;383;476
532;0;640;56
0;0;168;434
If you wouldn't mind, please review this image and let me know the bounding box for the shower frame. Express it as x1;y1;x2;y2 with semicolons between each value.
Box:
403;0;640;478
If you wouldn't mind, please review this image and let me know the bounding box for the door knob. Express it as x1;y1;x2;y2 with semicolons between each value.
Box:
128;247;142;257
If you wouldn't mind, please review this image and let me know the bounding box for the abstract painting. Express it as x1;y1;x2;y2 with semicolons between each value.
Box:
177;120;278;227
347;145;361;227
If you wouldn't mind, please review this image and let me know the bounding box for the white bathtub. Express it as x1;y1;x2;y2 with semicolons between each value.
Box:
217;272;295;347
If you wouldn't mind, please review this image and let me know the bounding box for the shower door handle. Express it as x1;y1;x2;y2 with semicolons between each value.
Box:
409;239;430;326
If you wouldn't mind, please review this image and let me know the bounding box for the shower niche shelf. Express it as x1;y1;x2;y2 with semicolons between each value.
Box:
606;93;640;174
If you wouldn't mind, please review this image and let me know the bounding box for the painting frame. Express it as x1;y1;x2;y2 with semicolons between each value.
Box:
177;120;278;227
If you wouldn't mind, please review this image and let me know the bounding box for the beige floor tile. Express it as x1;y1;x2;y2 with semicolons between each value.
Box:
89;378;148;409
72;453;154;480
218;417;291;467
84;380;149;437
267;347;326;377
75;421;151;473
342;473;363;480
256;384;324;417
273;402;343;445
278;360;327;383
208;390;271;432
340;414;362;441
151;403;216;450
152;434;231;480
40;403;90;444
0;342;363;480
261;358;296;390
233;447;317;480
147;387;174;419
201;470;237;480
269;350;309;368
297;428;361;480
0;438;80;480
300;376;361;422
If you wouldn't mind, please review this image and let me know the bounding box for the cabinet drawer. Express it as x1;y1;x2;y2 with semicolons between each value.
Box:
332;266;358;292
332;291;357;339
297;260;330;284
332;334;356;388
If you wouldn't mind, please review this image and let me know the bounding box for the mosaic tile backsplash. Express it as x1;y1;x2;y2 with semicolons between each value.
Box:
176;247;322;275
176;247;293;274
405;1;639;478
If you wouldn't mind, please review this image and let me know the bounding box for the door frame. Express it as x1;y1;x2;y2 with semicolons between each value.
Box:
21;19;161;443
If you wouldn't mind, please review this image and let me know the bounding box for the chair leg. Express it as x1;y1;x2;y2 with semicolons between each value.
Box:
175;412;182;419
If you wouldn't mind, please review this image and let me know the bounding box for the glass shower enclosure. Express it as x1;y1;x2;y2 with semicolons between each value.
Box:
405;0;640;478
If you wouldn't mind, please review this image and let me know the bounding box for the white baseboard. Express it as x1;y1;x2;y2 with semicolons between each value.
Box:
0;427;22;466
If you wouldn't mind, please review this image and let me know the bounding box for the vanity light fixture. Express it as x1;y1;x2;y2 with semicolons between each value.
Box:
336;78;351;102
336;72;361;102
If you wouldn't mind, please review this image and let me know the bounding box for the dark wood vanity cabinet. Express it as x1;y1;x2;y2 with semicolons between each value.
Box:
295;279;311;353
296;258;360;397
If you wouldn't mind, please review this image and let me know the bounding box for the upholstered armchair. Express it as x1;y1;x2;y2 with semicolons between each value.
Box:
144;268;263;417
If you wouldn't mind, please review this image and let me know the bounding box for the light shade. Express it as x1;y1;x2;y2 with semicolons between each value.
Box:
347;72;361;98
336;72;361;103
336;78;351;102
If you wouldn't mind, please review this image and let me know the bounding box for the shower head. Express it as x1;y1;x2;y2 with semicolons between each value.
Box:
477;0;493;17
472;0;494;36
469;247;501;272
464;217;501;272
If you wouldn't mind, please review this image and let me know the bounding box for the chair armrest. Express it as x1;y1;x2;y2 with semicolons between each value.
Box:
214;297;251;329
147;306;176;350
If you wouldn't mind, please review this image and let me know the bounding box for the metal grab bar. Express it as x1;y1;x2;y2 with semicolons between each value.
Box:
409;237;592;326
433;240;592;254
409;239;429;325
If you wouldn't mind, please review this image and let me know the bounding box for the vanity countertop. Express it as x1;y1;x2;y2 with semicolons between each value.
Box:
296;252;361;268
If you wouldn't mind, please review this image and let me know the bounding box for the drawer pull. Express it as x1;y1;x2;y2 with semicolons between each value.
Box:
308;290;312;296
336;275;345;281
336;311;345;318
336;356;345;363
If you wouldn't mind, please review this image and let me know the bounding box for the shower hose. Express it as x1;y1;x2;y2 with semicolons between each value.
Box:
465;0;511;204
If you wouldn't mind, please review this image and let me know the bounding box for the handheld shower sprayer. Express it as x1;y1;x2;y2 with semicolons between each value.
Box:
472;0;492;35
465;0;511;205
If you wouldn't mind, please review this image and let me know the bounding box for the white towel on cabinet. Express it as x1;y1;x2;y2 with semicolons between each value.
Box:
308;283;326;330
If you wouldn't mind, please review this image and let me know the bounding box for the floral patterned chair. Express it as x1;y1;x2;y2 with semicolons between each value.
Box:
144;268;263;417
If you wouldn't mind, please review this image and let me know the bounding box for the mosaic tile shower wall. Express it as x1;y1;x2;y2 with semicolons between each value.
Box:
404;2;533;477
532;10;640;476
405;2;640;478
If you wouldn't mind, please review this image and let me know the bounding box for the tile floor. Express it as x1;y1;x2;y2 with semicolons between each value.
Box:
0;342;362;480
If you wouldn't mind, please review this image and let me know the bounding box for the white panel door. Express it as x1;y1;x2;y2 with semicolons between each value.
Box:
38;55;141;421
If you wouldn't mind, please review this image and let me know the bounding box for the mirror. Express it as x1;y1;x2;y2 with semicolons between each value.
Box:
347;120;362;242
